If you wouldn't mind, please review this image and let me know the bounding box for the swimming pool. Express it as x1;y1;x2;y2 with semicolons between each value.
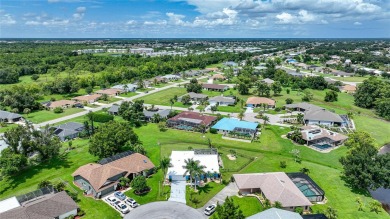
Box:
313;144;332;150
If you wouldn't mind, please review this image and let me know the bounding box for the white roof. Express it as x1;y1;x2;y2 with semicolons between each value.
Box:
0;197;21;213
167;151;219;177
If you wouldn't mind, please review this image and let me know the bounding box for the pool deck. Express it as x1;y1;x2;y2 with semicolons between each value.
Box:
307;144;341;153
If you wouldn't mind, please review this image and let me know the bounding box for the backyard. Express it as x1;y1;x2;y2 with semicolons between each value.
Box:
135;87;187;106
26;108;85;124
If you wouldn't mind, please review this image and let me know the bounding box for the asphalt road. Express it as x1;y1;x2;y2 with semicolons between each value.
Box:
124;201;206;219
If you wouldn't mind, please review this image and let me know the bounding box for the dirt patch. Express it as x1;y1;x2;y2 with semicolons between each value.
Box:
227;154;236;160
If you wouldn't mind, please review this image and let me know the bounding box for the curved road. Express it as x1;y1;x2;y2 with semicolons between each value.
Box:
124;201;205;219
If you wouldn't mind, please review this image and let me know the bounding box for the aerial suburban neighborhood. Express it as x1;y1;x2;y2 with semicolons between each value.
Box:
0;1;390;219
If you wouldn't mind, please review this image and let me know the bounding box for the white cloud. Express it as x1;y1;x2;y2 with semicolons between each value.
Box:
276;12;295;24
73;7;86;20
25;21;40;25
0;11;16;25
354;21;362;25
276;10;317;24
144;20;167;26
126;20;137;25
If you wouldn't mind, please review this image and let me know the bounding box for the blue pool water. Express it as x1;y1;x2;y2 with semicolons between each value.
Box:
313;144;332;150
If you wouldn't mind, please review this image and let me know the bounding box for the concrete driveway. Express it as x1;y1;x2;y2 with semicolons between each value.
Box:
124;201;205;219
168;180;187;204
199;183;238;211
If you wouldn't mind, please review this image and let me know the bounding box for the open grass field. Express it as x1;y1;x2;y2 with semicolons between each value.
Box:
135;87;187;106
329;76;370;83
231;196;264;217
26;108;85;124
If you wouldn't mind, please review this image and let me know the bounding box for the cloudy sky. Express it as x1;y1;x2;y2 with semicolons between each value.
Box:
1;0;389;38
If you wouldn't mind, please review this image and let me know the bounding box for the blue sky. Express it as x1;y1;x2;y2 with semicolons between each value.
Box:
0;0;389;38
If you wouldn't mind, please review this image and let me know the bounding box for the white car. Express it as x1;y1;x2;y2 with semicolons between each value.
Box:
204;204;217;216
125;198;138;208
115;202;130;214
105;196;117;206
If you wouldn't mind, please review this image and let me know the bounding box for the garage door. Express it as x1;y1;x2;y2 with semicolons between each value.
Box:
170;175;187;181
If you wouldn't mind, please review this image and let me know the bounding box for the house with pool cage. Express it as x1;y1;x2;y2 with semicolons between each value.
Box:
299;125;348;151
166;111;217;132
211;118;259;139
287;172;325;203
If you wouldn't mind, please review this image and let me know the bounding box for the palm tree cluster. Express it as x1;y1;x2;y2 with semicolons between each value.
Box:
182;158;206;191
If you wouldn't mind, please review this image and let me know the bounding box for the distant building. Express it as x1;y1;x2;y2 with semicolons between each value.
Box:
178;92;208;102
261;78;275;85
202;84;229;92
95;88;124;96
108;104;120;115
72;94;102;104
208;96;235;106
143;109;171;121
246;97;275;108
0;110;23;123
51;122;85;141
212;118;258;137
167;111;217;132
43;100;77;110
298;125;348;148
112;84;137;92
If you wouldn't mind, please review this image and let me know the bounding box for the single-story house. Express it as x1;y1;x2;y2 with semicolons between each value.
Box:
299;125;348;147
143;109;171;121
211;74;226;80
224;61;238;67
285;102;323;112
211;118;258;137
72;94;102;104
247;208;303;219
95;88;124;96
331;70;355;77
339;84;356;94
51;122;85;141
0;110;23;123
0;191;78;219
233;172;312;211
112;84;137;92
202;84;229;92
43;100;77;110
326;60;338;65
167;149;220;181
162;74;181;81
178;92;208;102
304;108;347;127
72;151;155;198
208;96;235;106
246;97;275;108
261;78;274;85
167;111;217;132
108;104;120;115
154;76;167;83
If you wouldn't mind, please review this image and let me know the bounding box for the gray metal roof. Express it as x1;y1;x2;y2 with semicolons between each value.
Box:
247;208;303;219
284;102;323;112
0;110;22;120
54;122;84;131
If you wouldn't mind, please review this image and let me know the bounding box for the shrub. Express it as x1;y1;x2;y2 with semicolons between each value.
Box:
209;128;217;134
295;207;303;214
77;209;85;216
131;175;149;194
31;74;40;81
275;107;281;112
53;107;64;113
280;161;287;168
285;98;293;104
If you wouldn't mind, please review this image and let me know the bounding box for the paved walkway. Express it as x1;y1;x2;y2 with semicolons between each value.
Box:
198;182;238;211
168;180;187;204
124;201;205;219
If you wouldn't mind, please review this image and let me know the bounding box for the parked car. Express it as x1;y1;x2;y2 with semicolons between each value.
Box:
113;200;121;208
125;198;138;208
204;204;216;216
106;196;117;206
114;191;126;200
115;202;130;214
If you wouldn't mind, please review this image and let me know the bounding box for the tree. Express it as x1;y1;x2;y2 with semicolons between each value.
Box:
186;78;202;93
324;206;338;219
160;157;172;182
271;81;282;96
119;177;130;188
23;108;31;117
340;131;390;190
214;197;245;219
279;161;287;169
169;98;175;109
181;95;191;105
290;149;301;163
237;82;249;95
151;113;161;123
354;77;384;108
285;98;293;104
119;100;145;127
297;113;304;124
324;90;338;102
273;201;283;209
369;200;382;213
238;110;245;121
85;86;93;94
54;182;66;191
0;148;27;176
89;121;140;158
262;115;270;128
257;82;271;97
210;105;218;113
374;98;390;120
131;175;149;194
182;158;197;189
101;93;109;101
31;74;40;81
33;125;62;161
128;142;146;155
53;107;64;113
302;90;313;102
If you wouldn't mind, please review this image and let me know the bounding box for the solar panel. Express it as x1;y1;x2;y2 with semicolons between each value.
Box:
97;150;134;165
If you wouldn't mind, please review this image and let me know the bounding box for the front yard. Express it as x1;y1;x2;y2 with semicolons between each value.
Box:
135;87;187;106
26;108;85;124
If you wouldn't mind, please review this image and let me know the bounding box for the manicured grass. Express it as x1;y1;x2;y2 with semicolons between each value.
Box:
353;115;390;146
330;76;369;82
217;104;243;113
97;97;121;104
186;182;226;208
0;123;18;133
135;87;187;106
119;92;138;97
173;102;192;108
26;108;85;124
219;149;251;171
231;196;264;217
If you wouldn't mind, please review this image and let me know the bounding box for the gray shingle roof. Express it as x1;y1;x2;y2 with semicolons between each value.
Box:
209;96;235;104
284;102;323;112
143;109;171;118
108;105;120;113
304;109;343;123
0;191;78;219
181;92;208;99
0;110;22;120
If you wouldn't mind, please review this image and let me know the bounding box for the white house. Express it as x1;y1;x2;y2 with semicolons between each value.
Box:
167;149;220;181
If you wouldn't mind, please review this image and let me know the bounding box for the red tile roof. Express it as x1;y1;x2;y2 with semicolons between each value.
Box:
168;111;217;126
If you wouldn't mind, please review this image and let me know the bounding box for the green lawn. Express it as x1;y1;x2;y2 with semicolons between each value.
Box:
186;182;226;208
119;92;138;97
217;104;243;113
136;87;187;106
26;108;85;124
330;76;369;82
97;97;121;104
0;123;18;133
231;196;264;217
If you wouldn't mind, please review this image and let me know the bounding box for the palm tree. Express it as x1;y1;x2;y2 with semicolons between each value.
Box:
86;111;95;135
132;143;146;155
152;113;161;123
325;206;338;219
23;108;31;117
169;98;175;109
123;84;129;94
300;167;310;175
160;157;172;191
238;110;245;121
183;158;197;189
192;161;206;191
297;113;304;124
